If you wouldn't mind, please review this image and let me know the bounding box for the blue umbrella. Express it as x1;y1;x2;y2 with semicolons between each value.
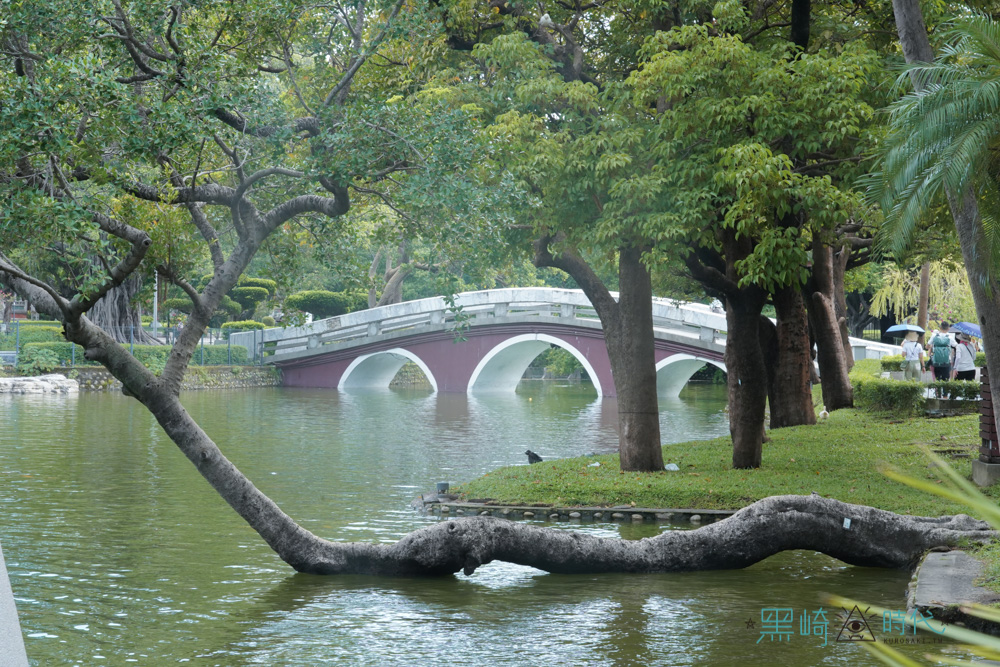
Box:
952;321;982;337
885;323;925;334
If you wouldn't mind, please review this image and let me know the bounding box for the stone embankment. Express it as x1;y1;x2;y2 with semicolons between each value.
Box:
0;374;79;394
70;366;281;391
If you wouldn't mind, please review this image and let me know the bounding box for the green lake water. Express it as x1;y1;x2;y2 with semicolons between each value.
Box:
0;382;969;665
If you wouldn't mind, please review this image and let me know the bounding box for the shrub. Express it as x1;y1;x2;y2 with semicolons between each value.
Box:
928;380;980;400
20;342;247;368
285;290;365;319
852;376;925;415
230;286;269;312
18;346;61;376
0;325;64;349
261;315;276;326
236;277;277;296
977;351;987;368
879;355;905;372
163;297;194;314
220;320;266;339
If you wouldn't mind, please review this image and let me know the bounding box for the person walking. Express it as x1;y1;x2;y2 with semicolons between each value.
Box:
901;331;925;381
953;332;977;381
927;321;958;381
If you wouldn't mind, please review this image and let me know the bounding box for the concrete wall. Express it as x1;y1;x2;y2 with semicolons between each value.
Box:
0;541;28;667
69;366;281;392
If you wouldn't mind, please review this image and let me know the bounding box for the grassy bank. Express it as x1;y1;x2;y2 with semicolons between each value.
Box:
459;408;997;517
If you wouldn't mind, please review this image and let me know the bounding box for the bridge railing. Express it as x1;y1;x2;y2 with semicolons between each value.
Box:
230;288;897;363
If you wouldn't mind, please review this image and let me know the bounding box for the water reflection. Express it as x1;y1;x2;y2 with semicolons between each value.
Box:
0;384;936;665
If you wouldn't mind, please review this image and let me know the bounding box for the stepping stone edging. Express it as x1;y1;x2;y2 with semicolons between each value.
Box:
415;499;735;524
908;550;1000;636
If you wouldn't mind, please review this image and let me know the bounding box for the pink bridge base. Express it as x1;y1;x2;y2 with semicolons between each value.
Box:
276;323;724;398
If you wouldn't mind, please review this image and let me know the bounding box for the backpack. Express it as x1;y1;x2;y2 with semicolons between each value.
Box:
931;335;952;366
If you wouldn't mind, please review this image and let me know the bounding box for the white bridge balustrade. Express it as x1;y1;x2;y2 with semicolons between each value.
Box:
231;288;900;396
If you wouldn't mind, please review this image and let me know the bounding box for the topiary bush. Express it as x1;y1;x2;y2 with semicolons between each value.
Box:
230;286;269;313
220;320;266;339
928;380;980;400
236;277;277;296
285;290;365;319
261;315;276;327
162;297;194;314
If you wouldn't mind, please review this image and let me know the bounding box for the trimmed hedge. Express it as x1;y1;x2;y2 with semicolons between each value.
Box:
850;359;924;415
21;342;248;368
0;325;64;348
220;320;266;339
852;377;925;415
977;351;987;368
879;355;905;372
928;380;980;400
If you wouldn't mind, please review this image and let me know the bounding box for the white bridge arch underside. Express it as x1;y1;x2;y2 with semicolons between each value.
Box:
338;348;438;392
656;354;726;397
469;334;603;396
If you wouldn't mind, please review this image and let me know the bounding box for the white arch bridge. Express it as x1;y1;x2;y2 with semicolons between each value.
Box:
230;288;898;398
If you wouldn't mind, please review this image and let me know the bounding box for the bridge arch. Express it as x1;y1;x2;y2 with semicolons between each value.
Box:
338;348;438;392
656;353;726;397
468;334;603;396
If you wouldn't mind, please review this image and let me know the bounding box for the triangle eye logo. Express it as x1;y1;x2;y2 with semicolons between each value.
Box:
836;605;877;642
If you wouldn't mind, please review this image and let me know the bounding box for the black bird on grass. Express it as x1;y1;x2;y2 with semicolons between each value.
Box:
525;450;543;464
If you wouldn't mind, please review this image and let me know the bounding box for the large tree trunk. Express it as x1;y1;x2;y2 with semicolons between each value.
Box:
89;275;159;345
890;0;1000;434
808;240;853;409
725;295;769;468
534;239;663;471
917;260;931;343
770;287;817;428
831;244;855;370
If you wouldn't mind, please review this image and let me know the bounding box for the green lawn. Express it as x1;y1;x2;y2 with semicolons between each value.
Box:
459;408;997;517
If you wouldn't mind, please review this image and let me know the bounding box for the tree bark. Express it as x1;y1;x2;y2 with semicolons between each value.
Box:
88;275;159;345
725;295;769;468
770;287;817;428
831;244;855;369
808;240;853;409
534;239;663;471
917;260;931;343
208;494;992;576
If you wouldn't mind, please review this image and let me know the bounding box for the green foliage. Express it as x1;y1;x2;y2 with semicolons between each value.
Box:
853;377;926;415
927;380;981;400
879;355;906;372
236;277;277;296
977;351;988;367
285;290;364;319
17;347;61;376
544;348;584;377
21;342;246;368
162;298;194;314
229;286;269;311
0;325;63;349
220;321;266;339
869;16;1000;280
261;316;276;327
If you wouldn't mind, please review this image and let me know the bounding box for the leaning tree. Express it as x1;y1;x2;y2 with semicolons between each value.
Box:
0;0;990;574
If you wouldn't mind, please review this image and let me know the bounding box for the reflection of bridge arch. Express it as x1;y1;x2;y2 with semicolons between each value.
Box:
468;334;603;396
656;354;726;397
338;348;438;392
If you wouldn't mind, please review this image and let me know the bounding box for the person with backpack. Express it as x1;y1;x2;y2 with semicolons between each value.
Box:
953;332;978;381
927;321;958;381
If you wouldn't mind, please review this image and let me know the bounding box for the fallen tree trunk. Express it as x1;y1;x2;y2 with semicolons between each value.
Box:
290;495;994;576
